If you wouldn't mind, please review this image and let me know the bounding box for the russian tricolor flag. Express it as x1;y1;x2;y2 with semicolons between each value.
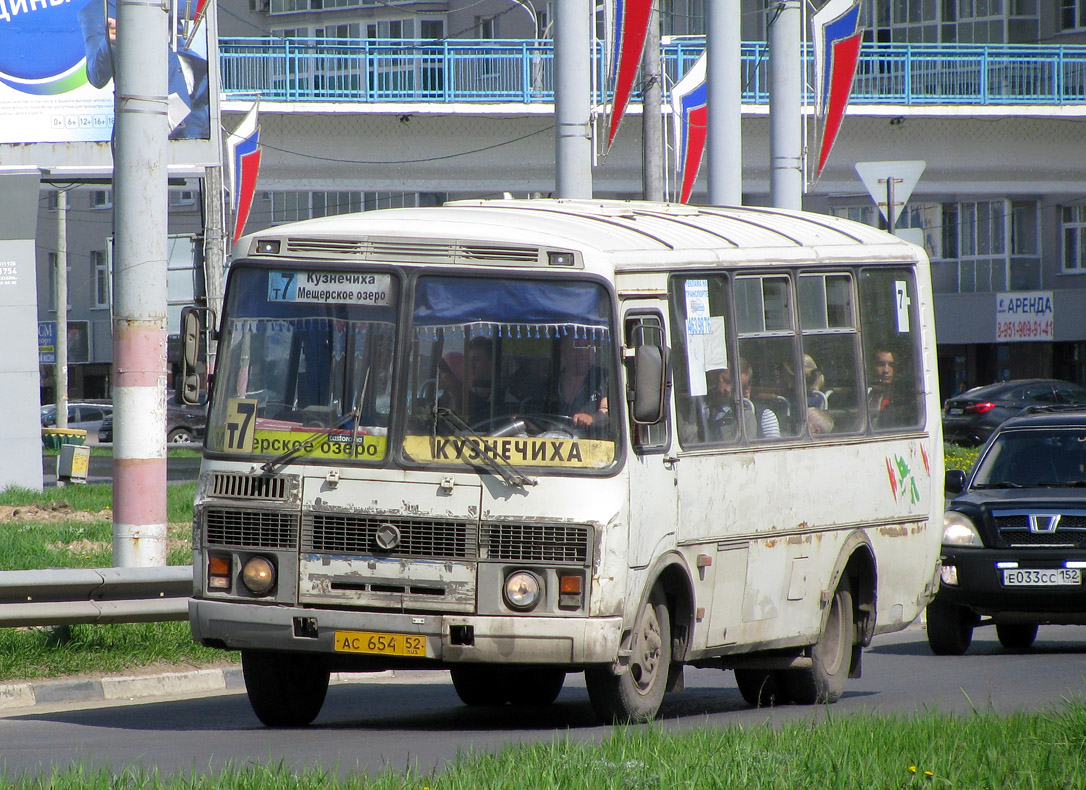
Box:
605;0;654;151
813;0;863;177
226;102;261;245
670;51;706;204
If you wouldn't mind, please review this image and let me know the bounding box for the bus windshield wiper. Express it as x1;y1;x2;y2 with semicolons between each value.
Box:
431;406;537;489
260;410;358;474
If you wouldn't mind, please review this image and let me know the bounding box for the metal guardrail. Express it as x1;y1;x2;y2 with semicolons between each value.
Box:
0;566;193;628
218;37;1086;107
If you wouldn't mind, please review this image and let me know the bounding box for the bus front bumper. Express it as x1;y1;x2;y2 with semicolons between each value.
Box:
190;598;623;666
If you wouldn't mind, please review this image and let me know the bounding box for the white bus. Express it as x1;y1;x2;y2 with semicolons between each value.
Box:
182;199;943;725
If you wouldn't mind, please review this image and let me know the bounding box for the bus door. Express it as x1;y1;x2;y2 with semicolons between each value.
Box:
622;306;677;570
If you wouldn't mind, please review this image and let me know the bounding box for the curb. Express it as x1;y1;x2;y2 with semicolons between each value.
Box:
0;667;441;712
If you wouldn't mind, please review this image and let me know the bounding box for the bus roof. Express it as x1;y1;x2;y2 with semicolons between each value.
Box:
237;199;924;273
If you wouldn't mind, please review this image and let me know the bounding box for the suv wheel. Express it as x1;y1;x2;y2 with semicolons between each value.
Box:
995;623;1038;650
926;599;975;656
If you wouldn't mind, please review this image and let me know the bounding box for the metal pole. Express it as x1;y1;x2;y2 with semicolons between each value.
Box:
641;2;664;202
886;178;897;235
55;190;68;427
769;0;803;209
707;0;742;206
554;0;592;198
112;0;169;567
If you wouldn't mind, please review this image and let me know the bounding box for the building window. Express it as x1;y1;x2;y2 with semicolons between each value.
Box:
955;199;1009;293
92;250;110;309
170;189;197;207
90;189;112;209
1062;0;1086;30
1063;205;1086;272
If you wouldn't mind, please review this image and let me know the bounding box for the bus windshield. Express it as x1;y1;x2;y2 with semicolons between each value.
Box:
402;275;619;471
208;266;398;462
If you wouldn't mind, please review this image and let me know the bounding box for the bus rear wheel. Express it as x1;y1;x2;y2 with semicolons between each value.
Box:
504;669;566;706
585;589;671;723
241;650;330;727
783;586;853;704
734;669;791;707
450;667;509;706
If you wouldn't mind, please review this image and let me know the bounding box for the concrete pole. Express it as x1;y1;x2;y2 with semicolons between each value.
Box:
707;0;742;206
641;2;664;202
769;0;803;210
202;166;226;330
55;189;68;427
554;0;592;198
112;0;169;567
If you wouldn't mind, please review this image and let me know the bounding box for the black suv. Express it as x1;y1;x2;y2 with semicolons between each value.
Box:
928;405;1086;655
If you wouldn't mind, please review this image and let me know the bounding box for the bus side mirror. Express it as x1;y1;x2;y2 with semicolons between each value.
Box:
179;305;209;406
632;344;666;424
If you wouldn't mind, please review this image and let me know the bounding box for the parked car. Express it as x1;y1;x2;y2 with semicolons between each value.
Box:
928;404;1086;655
40;401;113;436
98;401;207;445
941;378;1086;446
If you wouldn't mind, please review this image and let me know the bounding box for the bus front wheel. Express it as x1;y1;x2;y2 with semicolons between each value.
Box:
783;586;853;704
585;589;671;723
241;650;330;727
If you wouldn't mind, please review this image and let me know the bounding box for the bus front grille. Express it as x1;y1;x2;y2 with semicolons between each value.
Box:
480;523;591;564
303;513;476;559
205;508;299;549
208;472;294;502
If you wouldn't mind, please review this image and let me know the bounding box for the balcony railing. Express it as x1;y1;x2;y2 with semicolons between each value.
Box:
219;37;1086;107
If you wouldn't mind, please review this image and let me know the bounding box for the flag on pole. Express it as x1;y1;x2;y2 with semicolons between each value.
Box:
605;0;654;151
670;51;707;204
226;101;261;245
183;0;212;48
812;0;863;177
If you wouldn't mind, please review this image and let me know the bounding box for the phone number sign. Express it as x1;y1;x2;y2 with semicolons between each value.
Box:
995;291;1054;342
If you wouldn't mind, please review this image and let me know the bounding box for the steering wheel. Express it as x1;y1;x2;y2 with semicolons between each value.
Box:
471;413;581;439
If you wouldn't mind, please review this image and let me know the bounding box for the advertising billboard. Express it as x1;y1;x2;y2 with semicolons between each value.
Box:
0;0;219;167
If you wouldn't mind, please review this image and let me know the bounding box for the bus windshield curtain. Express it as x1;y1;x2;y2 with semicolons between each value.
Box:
412;277;610;328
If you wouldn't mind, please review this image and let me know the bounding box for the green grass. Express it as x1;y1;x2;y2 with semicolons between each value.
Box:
4;704;1086;787
943;443;981;473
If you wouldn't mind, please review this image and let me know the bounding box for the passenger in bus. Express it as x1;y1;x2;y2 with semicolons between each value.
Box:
705;359;780;440
437;352;464;412
807;406;835;435
867;344;898;427
548;333;609;432
804;354;829;410
466;337;498;423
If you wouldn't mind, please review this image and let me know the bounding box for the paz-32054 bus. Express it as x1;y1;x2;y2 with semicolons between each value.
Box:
181;199;943;725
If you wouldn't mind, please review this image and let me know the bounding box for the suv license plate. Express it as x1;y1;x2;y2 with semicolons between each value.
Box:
1002;568;1081;586
334;630;427;657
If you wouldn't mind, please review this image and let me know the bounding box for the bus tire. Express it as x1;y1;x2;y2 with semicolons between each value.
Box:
925;599;974;655
784;586;853;704
734;669;791;707
241;650;329;727
450;667;509;706
995;623;1038;650
505;669;566;706
584;589;671;723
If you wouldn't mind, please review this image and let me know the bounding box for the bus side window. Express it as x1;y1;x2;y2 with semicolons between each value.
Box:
624;312;670;453
859;269;924;432
667;276;739;448
798;272;864;437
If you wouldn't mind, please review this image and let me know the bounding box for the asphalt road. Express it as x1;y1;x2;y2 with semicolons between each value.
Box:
41;453;201;487
2;623;1086;779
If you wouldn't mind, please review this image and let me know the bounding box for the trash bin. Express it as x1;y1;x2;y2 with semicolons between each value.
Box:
42;427;87;451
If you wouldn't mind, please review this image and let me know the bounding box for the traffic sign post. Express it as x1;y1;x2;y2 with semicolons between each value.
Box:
855;160;926;234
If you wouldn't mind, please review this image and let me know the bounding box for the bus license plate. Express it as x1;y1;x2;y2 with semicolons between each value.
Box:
334;630;427;657
1001;569;1081;586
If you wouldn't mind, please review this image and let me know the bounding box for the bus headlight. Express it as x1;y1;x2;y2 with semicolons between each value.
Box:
943;511;983;547
241;556;276;595
503;570;542;611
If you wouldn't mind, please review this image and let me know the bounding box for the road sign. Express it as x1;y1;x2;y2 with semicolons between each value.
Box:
855;160;926;227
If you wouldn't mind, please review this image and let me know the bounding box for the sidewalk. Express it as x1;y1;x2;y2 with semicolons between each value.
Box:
0;666;443;712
